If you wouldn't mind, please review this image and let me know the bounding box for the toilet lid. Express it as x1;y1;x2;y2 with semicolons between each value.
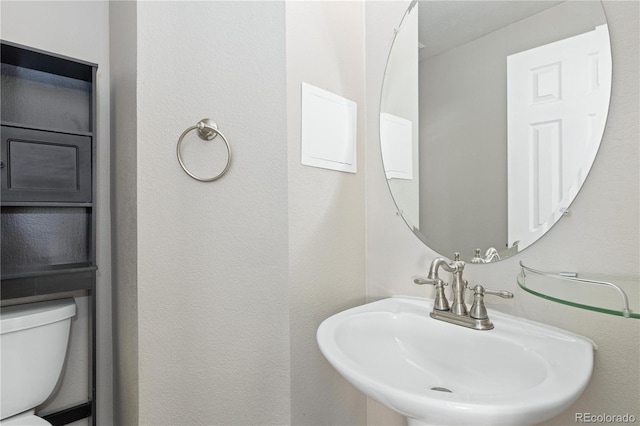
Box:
0;415;51;426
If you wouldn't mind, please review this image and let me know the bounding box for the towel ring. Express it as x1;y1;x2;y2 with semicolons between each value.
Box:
176;118;232;182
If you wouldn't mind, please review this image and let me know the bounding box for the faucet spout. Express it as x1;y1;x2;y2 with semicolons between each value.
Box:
427;257;458;280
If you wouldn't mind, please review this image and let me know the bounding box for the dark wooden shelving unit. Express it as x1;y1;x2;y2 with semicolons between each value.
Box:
1;40;97;426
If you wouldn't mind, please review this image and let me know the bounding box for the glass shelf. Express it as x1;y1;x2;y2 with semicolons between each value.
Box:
517;262;640;319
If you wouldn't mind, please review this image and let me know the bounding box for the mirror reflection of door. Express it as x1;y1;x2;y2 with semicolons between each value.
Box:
379;0;612;262
507;24;611;250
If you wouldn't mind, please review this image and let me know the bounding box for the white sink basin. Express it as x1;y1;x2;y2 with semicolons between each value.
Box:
317;296;594;426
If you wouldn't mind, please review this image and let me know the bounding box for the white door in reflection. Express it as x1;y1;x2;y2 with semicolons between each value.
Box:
507;25;611;250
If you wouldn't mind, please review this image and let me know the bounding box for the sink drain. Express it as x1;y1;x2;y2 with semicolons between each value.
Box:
430;386;453;393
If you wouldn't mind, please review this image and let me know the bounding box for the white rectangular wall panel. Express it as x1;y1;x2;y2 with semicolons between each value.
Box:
380;112;413;179
301;82;357;173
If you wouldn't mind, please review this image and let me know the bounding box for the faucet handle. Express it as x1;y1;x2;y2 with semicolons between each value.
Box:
483;288;515;299
470;249;485;264
413;277;450;311
469;284;514;320
465;282;514;299
414;277;447;286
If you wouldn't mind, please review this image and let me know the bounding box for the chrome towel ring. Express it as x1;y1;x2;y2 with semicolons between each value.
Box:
176;118;232;182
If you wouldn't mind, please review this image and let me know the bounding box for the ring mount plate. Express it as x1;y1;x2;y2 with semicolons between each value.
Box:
197;118;218;141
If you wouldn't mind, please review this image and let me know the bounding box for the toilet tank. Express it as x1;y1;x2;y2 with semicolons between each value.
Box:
0;299;76;420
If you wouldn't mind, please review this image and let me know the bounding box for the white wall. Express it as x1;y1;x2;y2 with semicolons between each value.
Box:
0;2;113;425
286;2;367;424
109;2;369;424
366;1;639;425
131;2;290;424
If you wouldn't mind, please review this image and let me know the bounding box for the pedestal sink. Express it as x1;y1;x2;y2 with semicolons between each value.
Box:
317;296;594;426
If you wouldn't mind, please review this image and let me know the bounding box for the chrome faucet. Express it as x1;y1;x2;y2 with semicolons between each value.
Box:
414;253;514;330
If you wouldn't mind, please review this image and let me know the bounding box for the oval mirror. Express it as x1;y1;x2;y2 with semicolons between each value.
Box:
380;0;611;263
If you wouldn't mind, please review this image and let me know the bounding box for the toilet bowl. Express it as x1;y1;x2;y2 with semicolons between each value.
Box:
0;299;76;425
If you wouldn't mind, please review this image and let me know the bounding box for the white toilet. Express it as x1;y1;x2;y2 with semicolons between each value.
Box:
0;299;76;426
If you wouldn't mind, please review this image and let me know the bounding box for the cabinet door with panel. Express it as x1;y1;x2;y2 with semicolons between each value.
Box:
1;125;92;203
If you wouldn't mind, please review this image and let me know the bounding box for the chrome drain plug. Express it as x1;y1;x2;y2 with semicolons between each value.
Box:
430;387;453;393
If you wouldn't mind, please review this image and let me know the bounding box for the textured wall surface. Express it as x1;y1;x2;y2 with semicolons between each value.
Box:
134;2;290;424
286;2;368;425
110;2;370;424
365;1;639;424
109;2;368;424
0;2;113;424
